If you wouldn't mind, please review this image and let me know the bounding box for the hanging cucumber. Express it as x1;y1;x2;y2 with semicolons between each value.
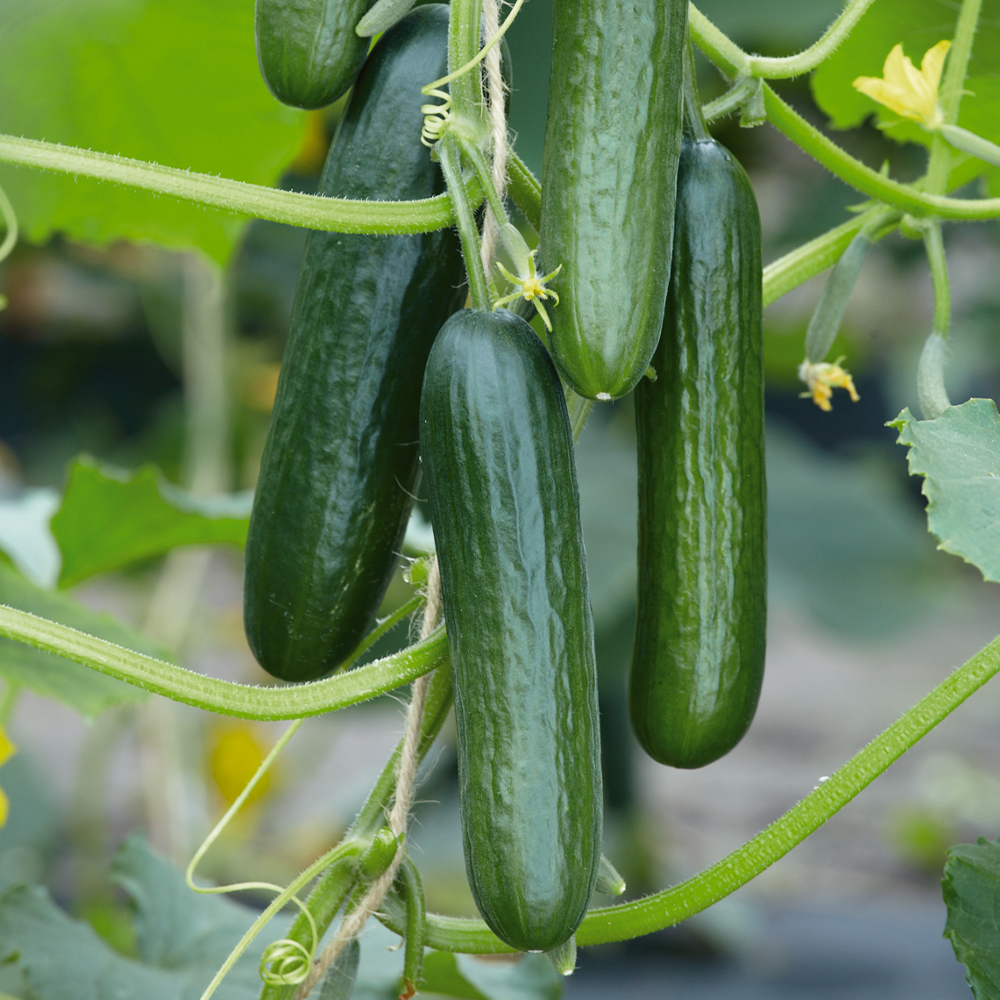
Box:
630;128;767;769
539;0;687;400
255;0;374;110
420;309;603;953
244;5;464;684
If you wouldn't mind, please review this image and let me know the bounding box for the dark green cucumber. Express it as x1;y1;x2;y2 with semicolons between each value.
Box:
539;0;687;400
630;137;766;769
255;0;373;109
244;5;464;683
420;309;602;953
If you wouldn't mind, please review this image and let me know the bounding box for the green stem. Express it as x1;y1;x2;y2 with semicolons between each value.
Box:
506;150;540;231
702;77;758;123
924;222;951;336
437;135;490;310
926;0;982;194
258;665;453;1000
461;139;508;227
0;133;483;236
447;0;484;122
762;86;1000;220
0;604;447;720
380;631;1000;952
689;0;877;80
762;206;900;308
682;37;711;141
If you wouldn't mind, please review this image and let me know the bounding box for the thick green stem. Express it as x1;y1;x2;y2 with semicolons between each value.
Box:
689;0;877;80
762;86;1000;221
924;222;951;336
437;135;490;310
506;151;540;231
379;631;1000;952
0;134;482;236
926;0;983;194
0;604;447;720
447;0;484;122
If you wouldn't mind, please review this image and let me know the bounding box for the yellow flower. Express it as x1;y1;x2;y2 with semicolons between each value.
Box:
208;724;271;809
798;358;860;412
853;40;951;130
0;725;16;826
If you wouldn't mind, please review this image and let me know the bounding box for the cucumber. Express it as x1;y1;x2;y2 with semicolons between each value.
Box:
630;136;766;768
244;5;464;683
539;0;687;400
255;0;373;110
420;309;602;952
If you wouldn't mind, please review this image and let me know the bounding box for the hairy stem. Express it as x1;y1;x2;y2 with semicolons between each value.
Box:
379;631;1000;952
0;134;483;236
0;604;447;720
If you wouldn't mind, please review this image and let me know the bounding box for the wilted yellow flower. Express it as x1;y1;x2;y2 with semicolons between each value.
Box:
798;358;860;412
853;41;951;130
0;725;16;826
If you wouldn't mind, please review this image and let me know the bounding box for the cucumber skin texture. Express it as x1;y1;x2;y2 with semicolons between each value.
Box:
539;0;687;400
244;6;464;683
255;0;373;109
630;138;766;769
420;309;602;952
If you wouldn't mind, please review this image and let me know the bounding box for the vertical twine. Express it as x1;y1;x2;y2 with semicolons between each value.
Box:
294;559;442;998
479;0;510;278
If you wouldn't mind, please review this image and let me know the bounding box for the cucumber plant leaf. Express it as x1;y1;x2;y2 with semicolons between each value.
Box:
0;559;164;718
0;0;307;264
810;0;1000;153
942;834;1000;999
0;833;289;1000
891;399;1000;583
52;457;251;588
0;488;61;588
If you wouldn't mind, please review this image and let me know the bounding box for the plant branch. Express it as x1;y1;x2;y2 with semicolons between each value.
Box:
0;604;447;720
506;150;541;231
0;134;483;235
378;630;1000;952
690;0;878;81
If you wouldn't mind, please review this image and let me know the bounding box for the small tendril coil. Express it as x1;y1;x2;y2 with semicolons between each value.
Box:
420;89;452;147
259;938;313;986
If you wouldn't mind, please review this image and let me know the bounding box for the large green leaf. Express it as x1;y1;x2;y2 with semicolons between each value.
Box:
52;457;251;588
0;833;288;1000
810;0;1000;153
0;0;307;263
0;560;162;718
891;399;1000;583
943;834;1000;999
0;488;60;588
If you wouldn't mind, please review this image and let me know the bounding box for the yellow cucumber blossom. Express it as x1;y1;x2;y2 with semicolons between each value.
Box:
798;358;860;412
853;41;951;130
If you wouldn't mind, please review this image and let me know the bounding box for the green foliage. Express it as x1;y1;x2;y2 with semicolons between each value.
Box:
0;834;290;1000
892;399;1000;584
0;489;60;588
0;0;307;263
0;560;162;718
811;0;1000;152
52;457;251;588
943;834;1000;999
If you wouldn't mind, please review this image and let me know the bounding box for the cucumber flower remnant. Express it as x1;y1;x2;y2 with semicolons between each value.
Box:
852;41;951;130
798;358;860;412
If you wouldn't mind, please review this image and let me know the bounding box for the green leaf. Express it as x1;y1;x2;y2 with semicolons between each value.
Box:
0;560;161;718
416;951;562;1000
943;834;1000;999
891;399;1000;583
0;0;307;264
0;833;290;1000
810;0;1000;151
52;457;251;588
